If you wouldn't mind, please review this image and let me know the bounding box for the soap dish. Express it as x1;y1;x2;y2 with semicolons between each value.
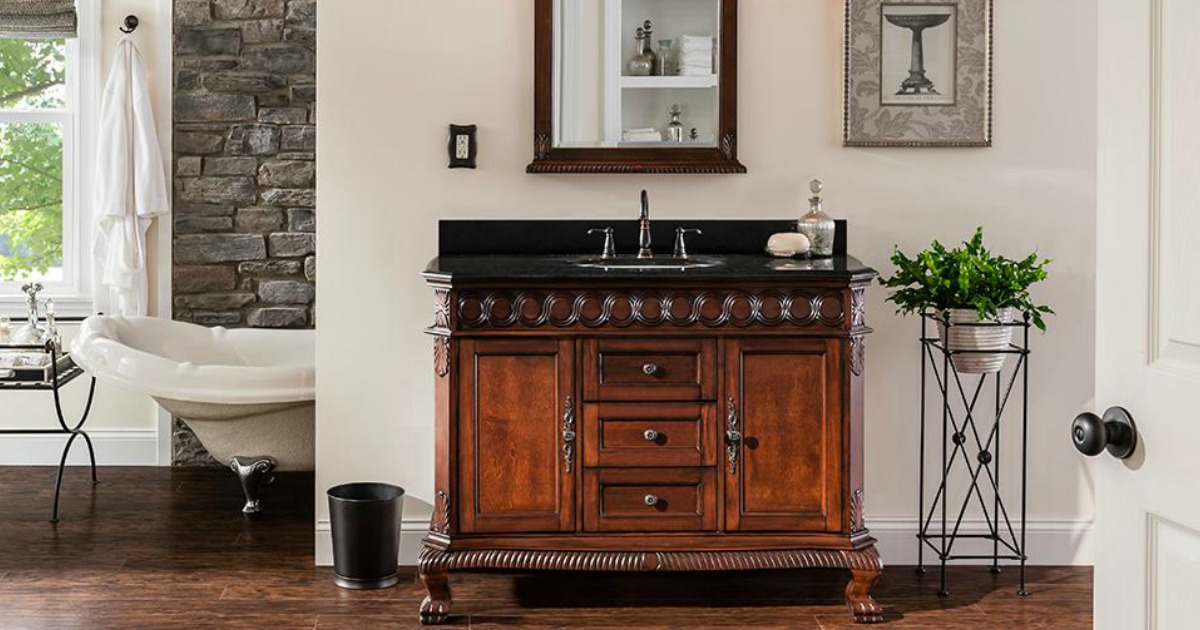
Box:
765;232;812;258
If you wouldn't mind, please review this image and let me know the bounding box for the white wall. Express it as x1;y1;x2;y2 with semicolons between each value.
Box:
316;0;1098;565
0;0;172;465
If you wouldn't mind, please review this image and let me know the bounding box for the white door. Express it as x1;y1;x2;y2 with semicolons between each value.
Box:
1093;1;1200;628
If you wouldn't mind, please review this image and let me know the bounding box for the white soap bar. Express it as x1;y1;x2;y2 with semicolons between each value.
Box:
766;232;811;258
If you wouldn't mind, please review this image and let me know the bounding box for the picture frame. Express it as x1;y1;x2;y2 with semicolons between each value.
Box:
843;0;993;148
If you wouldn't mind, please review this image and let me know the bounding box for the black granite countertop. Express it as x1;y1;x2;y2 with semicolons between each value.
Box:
424;254;877;282
424;220;877;283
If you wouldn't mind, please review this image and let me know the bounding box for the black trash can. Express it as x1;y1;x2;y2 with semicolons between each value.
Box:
327;482;405;589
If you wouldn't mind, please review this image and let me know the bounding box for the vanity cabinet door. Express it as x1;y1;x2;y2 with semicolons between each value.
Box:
724;338;844;532
458;338;575;534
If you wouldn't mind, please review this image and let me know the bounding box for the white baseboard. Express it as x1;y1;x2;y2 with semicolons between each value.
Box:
870;517;1094;566
314;516;1094;568
315;518;430;567
0;430;158;466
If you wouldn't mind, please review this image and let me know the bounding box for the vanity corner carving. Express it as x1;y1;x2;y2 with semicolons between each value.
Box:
430;489;451;537
849;284;869;376
430;286;452;378
850;487;866;533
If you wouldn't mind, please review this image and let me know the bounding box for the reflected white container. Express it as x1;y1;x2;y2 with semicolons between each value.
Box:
70;316;315;470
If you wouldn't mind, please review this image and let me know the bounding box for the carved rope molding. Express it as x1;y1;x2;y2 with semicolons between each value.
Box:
527;162;748;174
455;289;847;330
419;545;882;574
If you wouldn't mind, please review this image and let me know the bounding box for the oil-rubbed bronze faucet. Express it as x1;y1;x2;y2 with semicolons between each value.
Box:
638;190;653;259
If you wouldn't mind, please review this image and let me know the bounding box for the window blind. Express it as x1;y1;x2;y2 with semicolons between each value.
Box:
0;0;76;39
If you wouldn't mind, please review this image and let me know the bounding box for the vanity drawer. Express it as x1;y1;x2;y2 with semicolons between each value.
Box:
582;403;717;468
583;338;717;402
583;468;718;533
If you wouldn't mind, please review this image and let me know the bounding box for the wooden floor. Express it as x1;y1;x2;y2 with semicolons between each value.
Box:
0;467;1092;629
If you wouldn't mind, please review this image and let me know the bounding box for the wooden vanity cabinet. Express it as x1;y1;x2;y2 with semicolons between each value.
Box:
419;279;883;625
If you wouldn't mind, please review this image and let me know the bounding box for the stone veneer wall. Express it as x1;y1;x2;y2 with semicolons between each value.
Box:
171;0;316;465
172;0;316;329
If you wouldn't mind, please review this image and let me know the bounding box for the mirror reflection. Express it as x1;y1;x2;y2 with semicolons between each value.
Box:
554;0;721;149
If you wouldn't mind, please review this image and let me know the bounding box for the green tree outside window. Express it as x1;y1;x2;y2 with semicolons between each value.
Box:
0;38;67;281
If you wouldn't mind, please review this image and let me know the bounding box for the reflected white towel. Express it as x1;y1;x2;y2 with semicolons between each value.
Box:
622;128;663;142
92;37;168;317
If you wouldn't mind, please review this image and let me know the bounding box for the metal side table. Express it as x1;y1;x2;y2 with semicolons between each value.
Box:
0;339;98;522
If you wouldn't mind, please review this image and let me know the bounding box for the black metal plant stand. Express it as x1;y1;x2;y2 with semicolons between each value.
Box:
0;339;98;522
916;312;1031;597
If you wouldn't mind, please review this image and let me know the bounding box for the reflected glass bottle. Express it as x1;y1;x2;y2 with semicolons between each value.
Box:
797;179;837;258
656;39;675;76
666;105;685;142
627;27;653;76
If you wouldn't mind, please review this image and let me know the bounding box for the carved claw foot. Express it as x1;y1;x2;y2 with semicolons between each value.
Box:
846;568;884;624
230;456;276;515
418;569;452;625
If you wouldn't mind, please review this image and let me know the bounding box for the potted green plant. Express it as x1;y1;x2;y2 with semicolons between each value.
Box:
879;228;1053;374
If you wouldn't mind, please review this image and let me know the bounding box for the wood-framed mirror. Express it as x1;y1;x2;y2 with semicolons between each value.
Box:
528;0;745;174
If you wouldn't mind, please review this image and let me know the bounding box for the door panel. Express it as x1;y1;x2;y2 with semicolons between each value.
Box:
725;338;842;532
1096;1;1200;627
458;338;574;533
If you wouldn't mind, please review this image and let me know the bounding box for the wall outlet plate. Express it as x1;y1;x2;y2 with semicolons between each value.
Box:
448;124;478;169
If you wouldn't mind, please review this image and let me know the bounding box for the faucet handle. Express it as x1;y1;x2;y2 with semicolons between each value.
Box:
674;228;702;259
588;227;616;260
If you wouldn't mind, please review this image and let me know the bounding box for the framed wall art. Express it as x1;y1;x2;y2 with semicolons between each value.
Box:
843;0;993;147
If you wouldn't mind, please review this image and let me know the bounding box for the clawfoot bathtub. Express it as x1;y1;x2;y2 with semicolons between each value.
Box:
70;316;314;514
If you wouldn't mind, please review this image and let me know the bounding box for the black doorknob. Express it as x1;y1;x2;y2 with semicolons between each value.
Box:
1071;407;1137;460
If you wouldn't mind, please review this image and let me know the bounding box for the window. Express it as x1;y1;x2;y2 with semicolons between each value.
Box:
0;5;95;315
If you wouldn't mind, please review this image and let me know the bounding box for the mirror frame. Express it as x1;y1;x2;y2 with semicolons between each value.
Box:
527;0;746;174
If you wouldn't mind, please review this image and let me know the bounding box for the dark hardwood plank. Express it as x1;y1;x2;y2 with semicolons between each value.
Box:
0;467;1092;628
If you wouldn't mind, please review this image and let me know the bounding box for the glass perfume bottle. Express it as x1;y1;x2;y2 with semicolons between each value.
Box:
12;282;46;345
797;179;837;258
627;27;653;76
640;21;658;73
656;39;675;76
666;105;685;142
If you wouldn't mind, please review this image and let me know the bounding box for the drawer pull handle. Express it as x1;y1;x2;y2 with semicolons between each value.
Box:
642;363;659;376
643;429;659;442
644;494;659;507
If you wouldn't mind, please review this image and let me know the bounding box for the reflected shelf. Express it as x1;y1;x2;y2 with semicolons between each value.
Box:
621;74;719;89
617;140;717;148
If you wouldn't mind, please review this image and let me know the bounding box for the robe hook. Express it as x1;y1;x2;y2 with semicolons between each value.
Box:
119;15;139;34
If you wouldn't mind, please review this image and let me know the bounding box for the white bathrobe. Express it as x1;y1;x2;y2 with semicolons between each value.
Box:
92;37;168;316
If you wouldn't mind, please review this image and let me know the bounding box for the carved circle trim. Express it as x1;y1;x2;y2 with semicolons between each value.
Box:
456;290;846;330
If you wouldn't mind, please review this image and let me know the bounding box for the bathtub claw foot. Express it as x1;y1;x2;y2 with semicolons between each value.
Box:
231;456;276;515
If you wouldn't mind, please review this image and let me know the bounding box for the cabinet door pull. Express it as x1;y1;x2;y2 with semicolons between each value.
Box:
643;494;660;507
726;397;742;474
642;363;660;376
562;396;576;473
643;429;659;442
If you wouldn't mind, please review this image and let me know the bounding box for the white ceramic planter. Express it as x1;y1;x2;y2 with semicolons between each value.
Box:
936;307;1017;374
